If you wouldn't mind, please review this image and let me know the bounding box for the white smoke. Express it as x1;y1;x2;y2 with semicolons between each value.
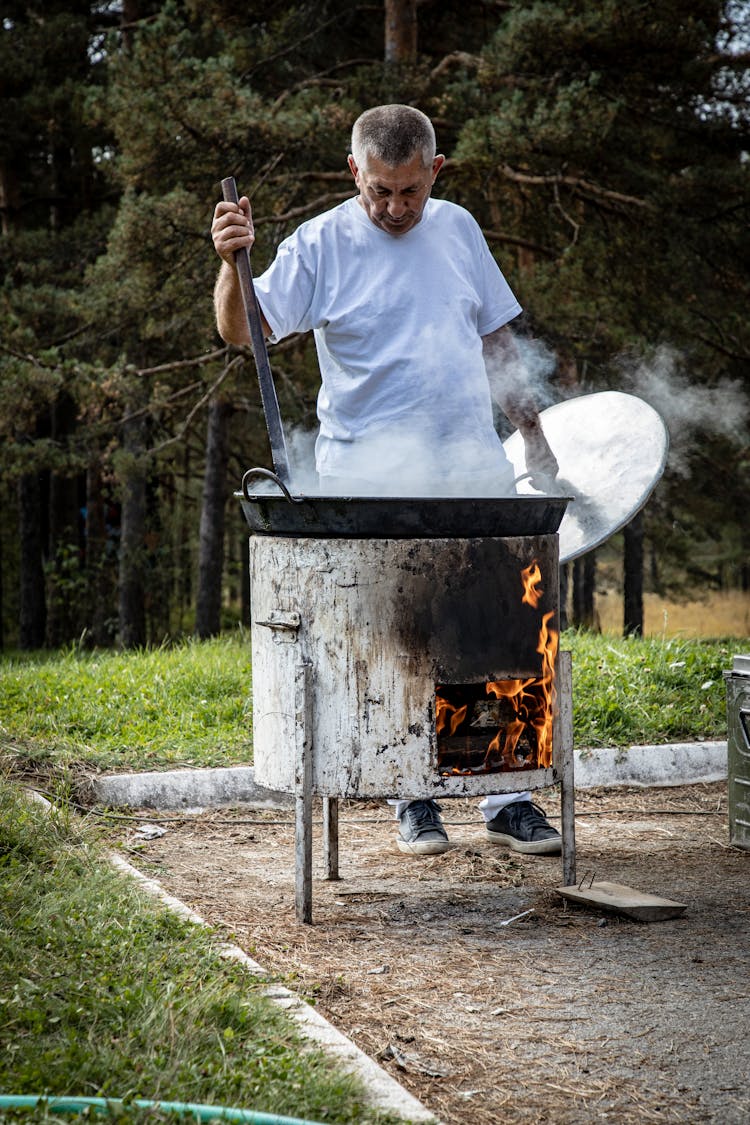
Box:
485;332;559;416
284;425;319;494
616;344;749;478
254;338;747;500
267;329;559;498
282;422;520;498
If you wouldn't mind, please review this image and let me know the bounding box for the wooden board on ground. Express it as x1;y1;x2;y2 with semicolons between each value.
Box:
557;880;687;922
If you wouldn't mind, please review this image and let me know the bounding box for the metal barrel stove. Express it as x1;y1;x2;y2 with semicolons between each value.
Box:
240;477;576;922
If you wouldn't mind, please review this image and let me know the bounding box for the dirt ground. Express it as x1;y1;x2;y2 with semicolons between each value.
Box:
110;782;750;1125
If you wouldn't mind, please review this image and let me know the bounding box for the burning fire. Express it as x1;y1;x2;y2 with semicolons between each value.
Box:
520;561;543;608
484;606;557;769
435;560;559;772
435;696;468;737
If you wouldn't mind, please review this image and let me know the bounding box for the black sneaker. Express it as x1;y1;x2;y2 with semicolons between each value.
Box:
485;800;561;855
397;800;450;856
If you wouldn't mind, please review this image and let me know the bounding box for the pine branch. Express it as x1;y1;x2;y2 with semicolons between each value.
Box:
290;171;354;181
499;164;653;211
243;11;349;79
135;349;227;377
483;229;556;257
428;51;481;83
273;59;374;107
253;191;355;226
147;355;246;456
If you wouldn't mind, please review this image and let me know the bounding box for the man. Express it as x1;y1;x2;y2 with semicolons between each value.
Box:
212;103;562;858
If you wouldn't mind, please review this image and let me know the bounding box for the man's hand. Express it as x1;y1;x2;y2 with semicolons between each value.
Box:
481;326;559;490
519;418;560;490
211;196;255;266
211;194;272;346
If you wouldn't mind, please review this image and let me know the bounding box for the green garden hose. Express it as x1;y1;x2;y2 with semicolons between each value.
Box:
0;1095;327;1125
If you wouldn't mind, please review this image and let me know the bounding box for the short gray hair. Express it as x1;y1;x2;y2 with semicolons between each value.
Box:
351;104;436;170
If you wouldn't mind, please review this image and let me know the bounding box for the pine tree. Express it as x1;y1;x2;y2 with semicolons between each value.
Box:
448;0;750;628
0;0;115;646
2;0;747;645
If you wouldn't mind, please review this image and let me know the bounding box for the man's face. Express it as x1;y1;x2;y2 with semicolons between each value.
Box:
348;151;445;236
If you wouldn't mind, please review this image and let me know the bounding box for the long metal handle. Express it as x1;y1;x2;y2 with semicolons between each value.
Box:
221;176;291;485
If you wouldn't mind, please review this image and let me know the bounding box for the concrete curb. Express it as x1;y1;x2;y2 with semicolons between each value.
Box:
24;790;437;1123
109;855;438;1124
93;742;728;810
573;740;727;789
94;767;293;811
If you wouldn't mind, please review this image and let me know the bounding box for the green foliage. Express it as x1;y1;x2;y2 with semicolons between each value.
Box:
0;779;396;1123
451;0;749;351
0;635;253;771
565;629;731;748
446;0;750;588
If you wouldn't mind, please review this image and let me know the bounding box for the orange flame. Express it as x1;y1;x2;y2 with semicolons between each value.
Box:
532;610;558;766
521;562;543;608
487;716;527;767
435;696;468;737
435;559;559;773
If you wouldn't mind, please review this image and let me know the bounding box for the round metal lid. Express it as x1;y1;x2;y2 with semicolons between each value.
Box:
503;391;669;563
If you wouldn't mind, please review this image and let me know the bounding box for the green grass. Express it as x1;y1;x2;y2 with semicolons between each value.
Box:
567;630;732;749
0;635;253;773
0;779;404;1125
0;628;736;778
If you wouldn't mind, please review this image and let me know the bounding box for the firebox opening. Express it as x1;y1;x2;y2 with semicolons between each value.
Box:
435;681;551;776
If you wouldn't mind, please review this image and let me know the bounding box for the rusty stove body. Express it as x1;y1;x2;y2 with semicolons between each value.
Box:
249;528;576;922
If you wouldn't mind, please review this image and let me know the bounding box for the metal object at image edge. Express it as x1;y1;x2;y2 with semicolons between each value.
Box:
725;654;750;851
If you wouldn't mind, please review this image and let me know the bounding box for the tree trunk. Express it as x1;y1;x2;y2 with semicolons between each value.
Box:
18;473;47;649
118;413;148;649
572;551;597;629
45;393;83;646
385;0;417;63
623;511;644;636
176;445;192;632
0;161;21;237
195;397;232;638
741;524;749;593
86;461;116;647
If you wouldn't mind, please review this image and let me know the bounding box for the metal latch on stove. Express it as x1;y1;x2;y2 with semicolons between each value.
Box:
255;610;301;643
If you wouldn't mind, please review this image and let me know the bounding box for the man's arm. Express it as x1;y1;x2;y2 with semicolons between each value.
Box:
211;196;271;344
482;325;559;485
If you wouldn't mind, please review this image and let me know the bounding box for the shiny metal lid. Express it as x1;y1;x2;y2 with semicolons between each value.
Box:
503;390;669;564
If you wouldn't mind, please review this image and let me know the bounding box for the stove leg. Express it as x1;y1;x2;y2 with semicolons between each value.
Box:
558;650;577;887
294;662;313;923
322;797;340;880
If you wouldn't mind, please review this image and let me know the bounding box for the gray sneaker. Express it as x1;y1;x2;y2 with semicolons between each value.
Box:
397;800;450;855
485;800;561;855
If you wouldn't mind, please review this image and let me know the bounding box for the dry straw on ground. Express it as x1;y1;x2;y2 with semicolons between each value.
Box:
111;782;750;1125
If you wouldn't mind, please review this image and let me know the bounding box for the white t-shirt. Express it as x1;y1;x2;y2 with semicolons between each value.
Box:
254;196;522;493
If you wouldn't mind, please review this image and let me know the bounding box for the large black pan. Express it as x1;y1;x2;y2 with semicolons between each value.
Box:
236;467;569;538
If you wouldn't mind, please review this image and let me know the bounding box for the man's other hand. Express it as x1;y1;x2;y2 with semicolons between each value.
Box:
520;420;559;490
